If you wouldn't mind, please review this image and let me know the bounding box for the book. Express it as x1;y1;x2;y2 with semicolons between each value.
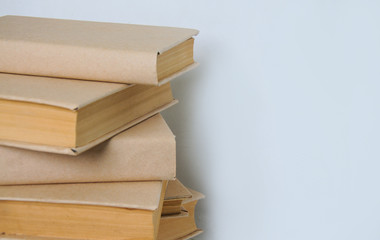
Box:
0;181;168;240
0;15;198;85
159;189;205;240
162;179;192;215
0;114;175;185
0;73;176;155
0;181;203;240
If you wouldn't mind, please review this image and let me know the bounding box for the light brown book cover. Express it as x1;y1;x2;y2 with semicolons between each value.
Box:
0;181;168;240
165;179;192;200
0;232;203;240
0;73;177;155
0;114;175;185
0;180;197;213
162;179;192;216
159;189;205;240
0;15;199;85
0;183;204;240
0;181;165;210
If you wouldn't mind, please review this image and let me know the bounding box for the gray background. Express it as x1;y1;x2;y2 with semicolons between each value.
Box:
1;1;380;239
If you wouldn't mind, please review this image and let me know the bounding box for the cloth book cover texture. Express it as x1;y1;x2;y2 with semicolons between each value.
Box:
0;114;176;185
0;15;199;85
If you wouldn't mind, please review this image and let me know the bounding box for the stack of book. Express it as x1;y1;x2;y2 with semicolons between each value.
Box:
0;15;203;240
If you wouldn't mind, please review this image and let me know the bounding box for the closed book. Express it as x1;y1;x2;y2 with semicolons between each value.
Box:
0;15;198;85
0;114;175;185
0;183;204;240
162;179;192;215
0;73;176;155
0;181;168;240
159;189;205;240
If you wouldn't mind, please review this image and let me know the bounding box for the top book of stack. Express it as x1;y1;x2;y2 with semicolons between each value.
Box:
0;15;198;85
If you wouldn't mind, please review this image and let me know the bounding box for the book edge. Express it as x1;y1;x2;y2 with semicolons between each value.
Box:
0;100;178;155
0;181;164;211
158;62;199;86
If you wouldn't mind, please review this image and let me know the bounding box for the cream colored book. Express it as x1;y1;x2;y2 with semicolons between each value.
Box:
0;181;168;240
0;15;198;85
0;114;175;185
0;73;176;155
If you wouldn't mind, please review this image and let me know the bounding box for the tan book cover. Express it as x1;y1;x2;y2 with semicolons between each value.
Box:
0;181;168;240
0;232;203;240
0;114;175;185
0;73;177;155
0;179;195;213
0;15;198;85
162;179;192;215
159;189;205;240
0;181;164;210
165;179;192;200
0;183;203;240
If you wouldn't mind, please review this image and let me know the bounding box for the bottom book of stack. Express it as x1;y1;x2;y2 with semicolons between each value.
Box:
0;180;204;240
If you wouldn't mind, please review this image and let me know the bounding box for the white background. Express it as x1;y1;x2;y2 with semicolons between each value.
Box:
1;1;380;239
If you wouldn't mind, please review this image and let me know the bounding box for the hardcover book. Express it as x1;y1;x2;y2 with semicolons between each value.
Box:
0;15;198;85
0;73;176;155
159;189;204;240
0;181;168;240
162;179;192;215
0;114;175;185
0;186;204;240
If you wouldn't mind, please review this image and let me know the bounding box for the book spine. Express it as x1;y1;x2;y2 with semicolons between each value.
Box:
0;40;158;85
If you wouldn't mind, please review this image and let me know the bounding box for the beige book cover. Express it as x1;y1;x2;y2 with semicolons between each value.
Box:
165;179;193;200
0;15;199;85
0;183;204;240
0;180;198;212
159;189;205;240
0;181;164;211
0;181;168;240
0;114;175;185
0;233;203;240
162;179;192;216
0;73;177;155
183;189;205;204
